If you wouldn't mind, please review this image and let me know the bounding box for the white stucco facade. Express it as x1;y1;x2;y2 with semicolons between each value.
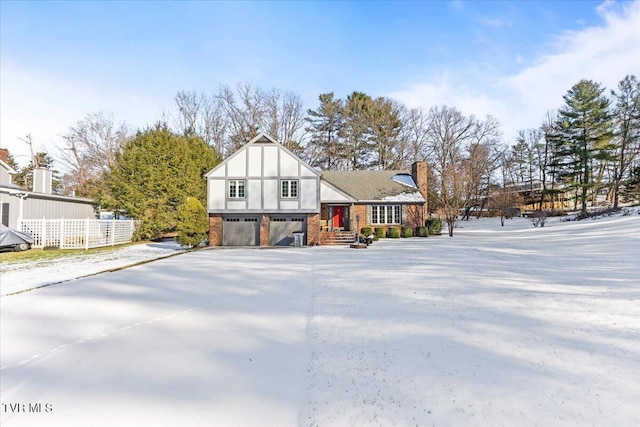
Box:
205;133;321;214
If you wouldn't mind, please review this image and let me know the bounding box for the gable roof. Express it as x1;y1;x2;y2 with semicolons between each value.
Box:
204;132;320;178
321;170;425;203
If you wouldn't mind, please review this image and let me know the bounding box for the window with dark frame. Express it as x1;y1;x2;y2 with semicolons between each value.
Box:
228;180;245;199
281;179;299;198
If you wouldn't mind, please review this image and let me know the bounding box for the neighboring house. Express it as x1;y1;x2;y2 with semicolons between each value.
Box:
0;149;97;229
206;133;428;246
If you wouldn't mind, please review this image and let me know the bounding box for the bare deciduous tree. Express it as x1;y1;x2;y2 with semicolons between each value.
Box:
397;108;430;167
426;105;477;236
57;112;129;197
610;75;640;207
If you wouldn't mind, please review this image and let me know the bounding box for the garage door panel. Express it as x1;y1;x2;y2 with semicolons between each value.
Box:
270;216;305;246
223;217;259;246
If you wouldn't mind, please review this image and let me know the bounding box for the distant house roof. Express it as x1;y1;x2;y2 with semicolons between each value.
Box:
321;170;424;203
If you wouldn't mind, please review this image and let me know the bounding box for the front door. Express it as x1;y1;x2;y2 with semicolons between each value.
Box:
332;206;345;229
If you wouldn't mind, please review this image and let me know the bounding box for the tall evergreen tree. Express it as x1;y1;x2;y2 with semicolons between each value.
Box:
369;97;404;170
341;92;375;170
106;124;220;240
556;80;613;213
305;93;344;169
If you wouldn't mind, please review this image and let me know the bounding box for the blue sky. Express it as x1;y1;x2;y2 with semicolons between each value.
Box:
2;0;639;168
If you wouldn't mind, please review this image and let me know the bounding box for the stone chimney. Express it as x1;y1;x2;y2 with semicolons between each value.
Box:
411;161;428;214
33;167;53;194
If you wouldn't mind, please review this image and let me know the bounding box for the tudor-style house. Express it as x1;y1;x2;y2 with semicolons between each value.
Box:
205;133;428;246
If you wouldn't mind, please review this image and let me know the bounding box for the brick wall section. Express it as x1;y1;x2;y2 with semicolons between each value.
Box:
351;204;367;233
411;161;429;226
0;148;9;163
404;205;422;228
259;214;270;246
208;214;222;246
306;213;320;245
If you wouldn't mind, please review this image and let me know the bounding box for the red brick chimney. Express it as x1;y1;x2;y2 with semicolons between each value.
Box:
0;148;9;164
411;161;428;216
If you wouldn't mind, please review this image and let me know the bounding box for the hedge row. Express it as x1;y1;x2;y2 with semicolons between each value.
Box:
357;218;443;239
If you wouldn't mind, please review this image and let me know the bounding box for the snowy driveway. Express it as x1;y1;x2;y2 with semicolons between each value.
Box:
1;216;640;426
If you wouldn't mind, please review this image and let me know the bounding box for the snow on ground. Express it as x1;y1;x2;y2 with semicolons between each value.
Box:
1;214;639;426
0;241;185;296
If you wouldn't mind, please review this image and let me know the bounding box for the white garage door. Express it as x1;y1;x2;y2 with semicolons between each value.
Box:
270;216;306;246
222;217;259;246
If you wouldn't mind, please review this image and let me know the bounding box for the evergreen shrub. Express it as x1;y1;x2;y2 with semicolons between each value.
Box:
387;227;401;238
375;227;386;238
177;197;209;247
416;226;429;237
361;227;373;236
401;226;414;238
426;217;443;235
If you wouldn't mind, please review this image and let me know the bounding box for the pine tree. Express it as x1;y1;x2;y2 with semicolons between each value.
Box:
305;93;344;169
342;91;375;170
556;80;613;213
369;97;404;170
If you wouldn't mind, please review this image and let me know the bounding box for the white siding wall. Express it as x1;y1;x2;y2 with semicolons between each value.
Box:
280;200;298;210
248;146;262;177
301;180;319;209
263;147;278;177
279;151;298;176
227;151;246;176
227;200;246;210
320;182;352;203
209;168;225;178
1;168;12;185
263;179;278;209
301;167;317;177
208;180;225;210
248;179;262;209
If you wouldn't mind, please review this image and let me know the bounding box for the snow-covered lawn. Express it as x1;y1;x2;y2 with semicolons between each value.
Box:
1;214;639;426
0;241;185;296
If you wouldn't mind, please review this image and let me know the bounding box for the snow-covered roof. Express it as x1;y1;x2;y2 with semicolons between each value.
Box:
381;191;425;202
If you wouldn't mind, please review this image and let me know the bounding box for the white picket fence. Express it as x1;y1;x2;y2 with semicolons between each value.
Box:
19;219;138;250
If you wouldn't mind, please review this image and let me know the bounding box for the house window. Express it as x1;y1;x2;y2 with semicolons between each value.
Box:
228;180;245;199
281;179;298;198
371;205;401;225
